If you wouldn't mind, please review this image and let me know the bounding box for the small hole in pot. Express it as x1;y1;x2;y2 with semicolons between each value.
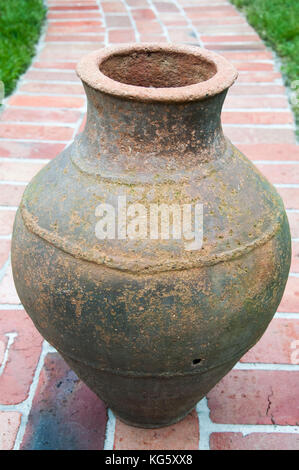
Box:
192;358;202;366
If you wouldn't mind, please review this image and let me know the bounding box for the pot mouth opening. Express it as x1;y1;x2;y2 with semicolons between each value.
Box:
76;43;238;103
99;50;217;88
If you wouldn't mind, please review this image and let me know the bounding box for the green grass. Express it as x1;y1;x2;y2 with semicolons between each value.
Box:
0;0;46;97
231;0;299;129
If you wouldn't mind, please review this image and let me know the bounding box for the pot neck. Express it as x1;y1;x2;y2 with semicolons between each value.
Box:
78;83;228;169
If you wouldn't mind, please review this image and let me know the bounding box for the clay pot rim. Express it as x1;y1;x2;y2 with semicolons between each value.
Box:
76;43;238;103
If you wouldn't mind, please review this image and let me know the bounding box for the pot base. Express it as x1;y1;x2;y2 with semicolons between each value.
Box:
57;349;239;429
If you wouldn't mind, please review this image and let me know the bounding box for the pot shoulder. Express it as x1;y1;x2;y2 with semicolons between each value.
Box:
18;139;289;274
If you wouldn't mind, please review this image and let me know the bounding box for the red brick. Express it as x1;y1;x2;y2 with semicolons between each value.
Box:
153;2;180;12
159;12;187;22
109;30;136;43
21;353;107;450
237;144;299;162
33;61;77;70
49;5;98;11
0;161;45;182
102;1;127;13
0;185;24;207
135;20;163;34
233;61;274;72
140;34;168;43
160;18;188;27
0;412;21;450
1;106;82;124
224;95;288;109
184;5;239;18
105;15;132;27
8;95;85;109
210;432;299;450
47;11;102;19
255;164;299;185
221;51;273;60
0;310;43;404
114;410;199;450
0;123;74;141
40;43;101;61
230;84;285;95
0;211;15;235
46;34;105;43
224;127;295;145
205;42;266;51
132;9;156;20
278;277;299;313
202;34;260;43
277;188;299;210
126;0;149;5
193;17;246;25
0;141;65;159
241;318;299;364
222;111;293;125
24;70;79;82
236;72;281;83
0;240;11;269
48;19;102;26
197;24;254;33
208;370;299;425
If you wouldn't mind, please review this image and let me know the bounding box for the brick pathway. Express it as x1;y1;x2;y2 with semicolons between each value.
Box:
0;0;298;451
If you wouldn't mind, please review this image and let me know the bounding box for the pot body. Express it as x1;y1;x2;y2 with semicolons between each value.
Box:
11;45;291;428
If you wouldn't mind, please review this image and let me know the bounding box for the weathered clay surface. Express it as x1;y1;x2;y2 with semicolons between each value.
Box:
11;44;291;428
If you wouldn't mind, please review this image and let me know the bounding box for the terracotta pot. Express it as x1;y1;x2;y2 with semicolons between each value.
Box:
11;44;291;428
